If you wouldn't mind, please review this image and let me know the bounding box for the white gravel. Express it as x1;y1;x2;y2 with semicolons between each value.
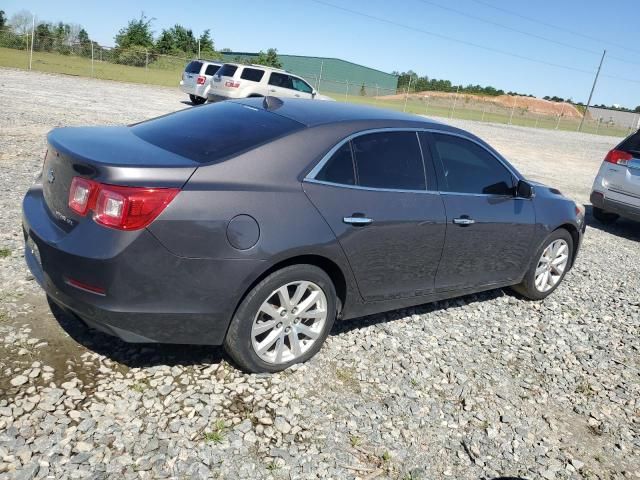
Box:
0;68;639;480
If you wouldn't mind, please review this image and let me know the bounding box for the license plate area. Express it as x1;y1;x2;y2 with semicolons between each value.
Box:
26;236;41;266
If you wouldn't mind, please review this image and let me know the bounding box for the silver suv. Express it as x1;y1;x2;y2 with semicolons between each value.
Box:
591;130;640;224
179;60;223;105
207;63;333;102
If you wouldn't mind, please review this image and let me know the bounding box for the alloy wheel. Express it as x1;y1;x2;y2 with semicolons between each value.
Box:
251;281;328;364
534;239;569;292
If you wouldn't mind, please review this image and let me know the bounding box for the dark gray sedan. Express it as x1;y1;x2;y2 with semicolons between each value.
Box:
22;98;586;372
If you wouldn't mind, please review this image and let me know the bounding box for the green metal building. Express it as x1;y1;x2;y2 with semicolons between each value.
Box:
219;52;398;96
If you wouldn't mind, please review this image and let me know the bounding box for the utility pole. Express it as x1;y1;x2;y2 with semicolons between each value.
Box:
449;85;460;118
29;15;35;70
579;49;606;132
509;96;517;125
198;38;201;58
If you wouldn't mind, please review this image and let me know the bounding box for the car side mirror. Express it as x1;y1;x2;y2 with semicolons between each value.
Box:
312;90;317;98
516;179;534;199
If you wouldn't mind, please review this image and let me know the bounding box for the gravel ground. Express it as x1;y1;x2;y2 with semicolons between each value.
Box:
0;68;638;480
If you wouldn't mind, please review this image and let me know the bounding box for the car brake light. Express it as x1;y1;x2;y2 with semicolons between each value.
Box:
65;277;106;295
224;80;240;88
68;177;179;230
604;149;632;166
68;177;99;215
197;75;206;85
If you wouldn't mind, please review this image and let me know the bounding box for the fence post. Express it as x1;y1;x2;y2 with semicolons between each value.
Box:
424;95;430;116
375;84;379;105
555;102;566;130
534;114;539;129
345;80;349;101
29;15;35;70
318;60;323;93
145;49;149;73
595;118;600;135
198;39;201;58
509;96;517;125
481;97;487;122
403;76;412;112
449;86;460;119
91;42;94;77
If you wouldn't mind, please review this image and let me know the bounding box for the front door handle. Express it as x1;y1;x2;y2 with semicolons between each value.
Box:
452;217;475;226
343;216;372;226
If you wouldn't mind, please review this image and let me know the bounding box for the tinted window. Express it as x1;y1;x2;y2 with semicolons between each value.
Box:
185;61;203;74
240;67;265;82
292;77;313;94
131;102;303;164
620;131;640;155
432;134;514;195
204;64;220;76
217;64;238;78
316;143;355;185
352;132;426;190
269;72;293;89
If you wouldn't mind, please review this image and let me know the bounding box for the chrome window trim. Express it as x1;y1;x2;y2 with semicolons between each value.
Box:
304;127;522;194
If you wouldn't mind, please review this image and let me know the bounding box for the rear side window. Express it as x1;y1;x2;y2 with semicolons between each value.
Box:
352;132;426;190
131;102;304;164
240;68;265;82
217;64;238;77
619;131;640;155
431;133;514;195
315;143;355;185
269;72;293;89
204;64;220;76
185;61;203;74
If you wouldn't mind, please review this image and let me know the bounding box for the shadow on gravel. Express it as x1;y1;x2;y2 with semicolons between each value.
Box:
333;289;506;336
489;477;528;480
48;298;226;369
585;204;640;242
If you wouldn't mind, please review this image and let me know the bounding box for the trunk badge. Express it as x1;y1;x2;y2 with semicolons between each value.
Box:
47;168;55;184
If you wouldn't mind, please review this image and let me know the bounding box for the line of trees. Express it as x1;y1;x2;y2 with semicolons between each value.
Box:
394;70;517;97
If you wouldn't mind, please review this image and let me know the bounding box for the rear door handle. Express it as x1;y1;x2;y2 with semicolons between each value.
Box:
343;216;372;226
453;217;475;226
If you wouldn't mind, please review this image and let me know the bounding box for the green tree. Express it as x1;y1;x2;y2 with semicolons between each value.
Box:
634;106;640;113
0;10;6;29
198;29;214;54
253;48;282;68
115;14;154;49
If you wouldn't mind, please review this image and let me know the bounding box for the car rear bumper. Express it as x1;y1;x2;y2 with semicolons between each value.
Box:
179;81;207;98
591;190;640;221
22;185;262;345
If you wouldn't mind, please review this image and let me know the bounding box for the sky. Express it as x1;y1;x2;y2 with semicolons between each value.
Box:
3;0;640;108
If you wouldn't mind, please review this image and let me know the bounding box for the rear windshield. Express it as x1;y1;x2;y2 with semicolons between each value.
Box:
185;61;202;74
217;64;238;78
619;131;640;155
204;64;220;76
131;102;304;164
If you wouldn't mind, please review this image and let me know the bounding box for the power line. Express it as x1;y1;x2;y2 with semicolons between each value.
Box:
310;0;594;75
467;0;640;56
417;0;640;68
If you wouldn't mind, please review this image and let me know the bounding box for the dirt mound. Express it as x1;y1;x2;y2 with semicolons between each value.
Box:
381;91;584;118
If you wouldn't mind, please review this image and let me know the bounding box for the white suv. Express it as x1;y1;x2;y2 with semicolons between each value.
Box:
179;60;223;105
207;63;333;102
590;130;640;224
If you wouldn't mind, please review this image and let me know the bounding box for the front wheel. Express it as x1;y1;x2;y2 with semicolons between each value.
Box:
224;265;337;373
511;229;573;300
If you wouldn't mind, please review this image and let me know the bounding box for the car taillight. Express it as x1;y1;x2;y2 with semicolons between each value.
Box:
68;177;99;215
224;80;240;88
68;177;179;230
197;75;206;85
604;149;632;166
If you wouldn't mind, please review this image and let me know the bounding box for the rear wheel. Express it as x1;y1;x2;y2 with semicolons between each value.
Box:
592;207;619;225
224;265;337;373
189;94;206;105
511;229;573;300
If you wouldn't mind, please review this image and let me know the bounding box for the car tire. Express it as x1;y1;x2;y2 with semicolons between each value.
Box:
592;207;619;225
511;229;573;300
224;265;337;373
189;94;206;105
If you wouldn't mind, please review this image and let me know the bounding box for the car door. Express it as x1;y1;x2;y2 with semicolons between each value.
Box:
267;72;294;98
290;76;314;99
304;130;447;302
423;132;536;292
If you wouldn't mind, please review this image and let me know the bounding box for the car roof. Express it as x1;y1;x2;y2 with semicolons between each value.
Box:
231;97;446;129
220;62;287;73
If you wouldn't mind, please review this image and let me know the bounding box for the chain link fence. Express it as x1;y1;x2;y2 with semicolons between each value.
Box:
1;26;637;137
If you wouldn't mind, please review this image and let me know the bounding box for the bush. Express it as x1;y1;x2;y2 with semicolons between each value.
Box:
114;45;148;67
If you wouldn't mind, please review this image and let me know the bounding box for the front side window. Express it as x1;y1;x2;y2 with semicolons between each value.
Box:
431;134;514;195
268;72;293;89
352;132;426;190
291;77;313;94
315;142;355;185
240;68;265;82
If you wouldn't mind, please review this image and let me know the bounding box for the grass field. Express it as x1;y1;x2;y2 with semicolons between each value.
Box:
0;47;632;137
